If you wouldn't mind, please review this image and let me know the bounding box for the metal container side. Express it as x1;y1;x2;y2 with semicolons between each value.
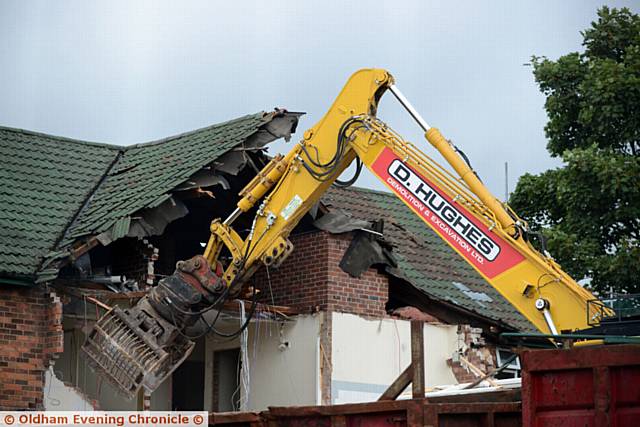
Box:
520;344;640;427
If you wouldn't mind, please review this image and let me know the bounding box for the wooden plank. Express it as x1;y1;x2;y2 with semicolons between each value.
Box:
411;320;425;399
70;237;100;260
459;355;500;388
268;400;410;416
425;389;521;403
54;283;297;316
86;296;112;311
378;363;413;401
463;354;517;390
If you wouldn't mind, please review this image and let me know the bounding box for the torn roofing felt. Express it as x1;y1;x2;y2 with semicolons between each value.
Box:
320;186;534;332
0;110;301;285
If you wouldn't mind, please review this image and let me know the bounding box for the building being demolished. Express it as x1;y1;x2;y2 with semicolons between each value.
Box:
0;110;531;411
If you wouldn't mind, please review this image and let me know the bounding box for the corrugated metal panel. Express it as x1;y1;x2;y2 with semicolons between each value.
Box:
109;216;131;240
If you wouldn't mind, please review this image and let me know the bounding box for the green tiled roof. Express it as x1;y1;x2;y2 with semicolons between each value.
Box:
323;186;533;332
64;113;268;242
0;112;274;284
0;128;119;284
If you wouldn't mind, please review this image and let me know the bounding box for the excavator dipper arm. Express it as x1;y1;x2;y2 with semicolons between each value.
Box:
210;68;607;335
84;69;609;398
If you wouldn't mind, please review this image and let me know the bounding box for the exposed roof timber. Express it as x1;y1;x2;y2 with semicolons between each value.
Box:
53;284;297;325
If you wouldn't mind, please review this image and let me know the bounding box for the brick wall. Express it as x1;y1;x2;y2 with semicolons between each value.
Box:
0;285;63;409
326;233;388;317
448;325;497;383
254;231;388;318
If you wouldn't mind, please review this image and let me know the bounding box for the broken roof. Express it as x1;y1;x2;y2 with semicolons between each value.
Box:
322;186;533;332
1;113;530;330
0;111;300;285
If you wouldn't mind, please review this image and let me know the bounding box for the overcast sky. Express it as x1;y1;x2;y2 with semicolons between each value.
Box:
1;1;638;197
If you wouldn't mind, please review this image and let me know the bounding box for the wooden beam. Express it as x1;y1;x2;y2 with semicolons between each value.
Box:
85;296;112;311
378;363;414;401
55;283;298;317
463;354;517;390
411;320;425;398
459;356;501;388
70;237;100;260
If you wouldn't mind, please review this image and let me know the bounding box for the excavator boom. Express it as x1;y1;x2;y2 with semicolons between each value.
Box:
208;68;606;334
83;69;609;397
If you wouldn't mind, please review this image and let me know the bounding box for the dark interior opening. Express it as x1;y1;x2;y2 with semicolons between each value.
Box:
172;338;206;410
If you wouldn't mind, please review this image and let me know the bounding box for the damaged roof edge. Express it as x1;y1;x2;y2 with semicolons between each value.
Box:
121;109;302;150
317;218;519;331
319;186;535;332
36;110;303;281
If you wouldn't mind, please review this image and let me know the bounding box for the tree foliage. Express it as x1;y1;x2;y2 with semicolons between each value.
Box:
510;7;640;295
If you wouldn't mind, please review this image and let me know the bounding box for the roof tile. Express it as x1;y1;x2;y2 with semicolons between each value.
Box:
0;112;272;283
323;186;533;331
0;128;118;282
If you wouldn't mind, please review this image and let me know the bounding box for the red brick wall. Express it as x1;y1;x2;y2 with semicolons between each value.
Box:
254;231;388;317
326;234;388;317
254;231;330;311
447;325;497;383
0;285;63;409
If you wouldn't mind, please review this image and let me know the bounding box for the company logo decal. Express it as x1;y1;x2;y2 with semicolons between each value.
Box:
370;148;524;279
388;159;500;262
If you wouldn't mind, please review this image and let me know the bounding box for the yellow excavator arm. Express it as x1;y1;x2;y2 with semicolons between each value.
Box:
83;69;612;398
205;68;608;335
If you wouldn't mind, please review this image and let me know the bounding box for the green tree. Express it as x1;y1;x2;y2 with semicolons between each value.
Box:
510;6;640;295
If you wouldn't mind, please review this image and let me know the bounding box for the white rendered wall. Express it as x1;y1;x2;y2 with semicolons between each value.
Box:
206;314;321;412
331;312;458;404
44;366;96;410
